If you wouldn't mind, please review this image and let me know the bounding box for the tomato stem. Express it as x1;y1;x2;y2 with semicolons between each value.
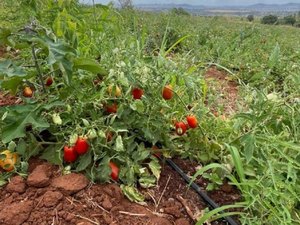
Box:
31;45;46;93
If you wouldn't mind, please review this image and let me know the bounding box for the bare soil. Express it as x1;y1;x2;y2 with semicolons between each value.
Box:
0;158;241;225
0;91;22;106
205;66;239;116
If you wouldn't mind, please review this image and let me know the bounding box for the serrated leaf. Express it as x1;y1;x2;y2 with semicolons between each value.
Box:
115;135;124;152
93;156;111;183
16;139;27;156
130;100;145;113
76;151;92;171
120;185;145;203
73;58;108;76
1;105;49;143
139;175;156;188
40;145;62;165
149;159;161;180
0;59;27;77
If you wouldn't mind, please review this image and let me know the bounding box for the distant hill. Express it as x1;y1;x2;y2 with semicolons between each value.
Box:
135;3;300;16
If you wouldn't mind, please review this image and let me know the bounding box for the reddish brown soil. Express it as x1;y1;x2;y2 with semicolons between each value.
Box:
205;66;239;116
0;91;22;106
0;158;241;225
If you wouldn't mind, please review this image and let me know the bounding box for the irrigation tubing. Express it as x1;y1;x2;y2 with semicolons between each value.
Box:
161;157;239;225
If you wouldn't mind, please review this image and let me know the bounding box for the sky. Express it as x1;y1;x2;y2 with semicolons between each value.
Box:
81;0;300;6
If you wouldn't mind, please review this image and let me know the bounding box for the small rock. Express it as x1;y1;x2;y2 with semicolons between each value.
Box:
163;206;182;218
175;218;190;225
102;184;123;201
42;191;63;207
102;195;113;210
27;164;52;188
64;212;75;221
51;173;89;195
0;201;33;225
6;176;26;194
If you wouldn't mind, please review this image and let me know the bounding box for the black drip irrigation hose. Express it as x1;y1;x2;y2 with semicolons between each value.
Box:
160;157;239;225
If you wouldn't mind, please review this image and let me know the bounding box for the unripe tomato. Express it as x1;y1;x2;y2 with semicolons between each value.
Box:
105;102;118;114
74;137;89;155
132;87;144;100
107;85;122;97
63;146;77;163
109;161;119;181
45;77;53;86
162;85;173;100
0;150;18;172
186;115;198;128
175;122;187;136
23;86;33;98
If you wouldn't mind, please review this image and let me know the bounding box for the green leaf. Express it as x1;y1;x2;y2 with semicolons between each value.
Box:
196;204;244;225
7;141;16;152
120;185;145;203
149;159;161;180
16;139;27;156
139;175;156;188
226;144;245;184
115;135;124;152
0;59;27;77
40;145;63;166
130;100;145;113
73;58;108;76
1;77;23;94
241;133;256;163
76;151;92;172
93;156;111;183
0;28;12;46
268;44;280;69
1;105;49;143
132;146;149;162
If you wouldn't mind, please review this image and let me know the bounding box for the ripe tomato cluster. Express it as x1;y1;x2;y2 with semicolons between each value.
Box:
63;137;89;163
63;136;119;181
175;115;198;136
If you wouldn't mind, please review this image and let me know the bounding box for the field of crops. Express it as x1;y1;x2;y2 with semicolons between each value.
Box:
0;1;300;225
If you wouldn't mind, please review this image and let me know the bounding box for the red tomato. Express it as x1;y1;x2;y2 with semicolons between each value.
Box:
109;161;119;181
105;103;118;114
63;146;77;163
45;77;53;86
186;115;198;128
23;87;33;98
132;87;144;100
175;122;187;136
162;85;173;100
74;137;89;155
